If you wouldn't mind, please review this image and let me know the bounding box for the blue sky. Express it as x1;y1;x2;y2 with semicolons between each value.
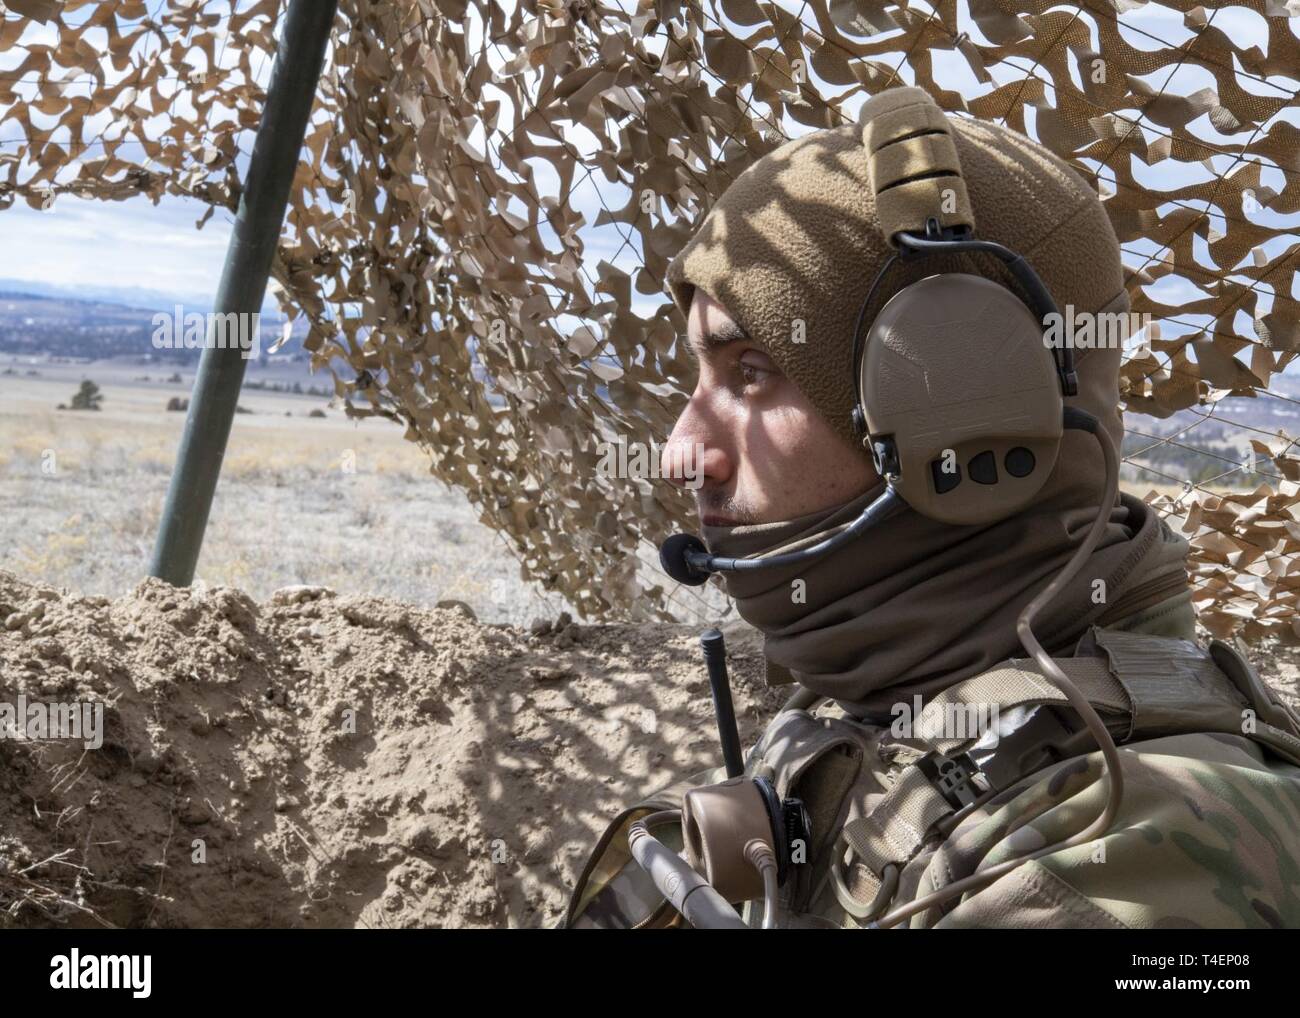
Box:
0;1;278;308
1;191;244;308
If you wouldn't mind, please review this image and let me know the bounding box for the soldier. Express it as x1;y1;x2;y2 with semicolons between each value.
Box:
562;87;1300;929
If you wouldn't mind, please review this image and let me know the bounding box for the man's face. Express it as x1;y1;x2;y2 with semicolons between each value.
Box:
661;289;877;525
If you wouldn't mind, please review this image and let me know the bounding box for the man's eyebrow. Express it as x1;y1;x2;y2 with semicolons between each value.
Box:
688;320;750;356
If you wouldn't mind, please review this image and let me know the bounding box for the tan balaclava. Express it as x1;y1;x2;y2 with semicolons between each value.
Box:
664;91;1191;718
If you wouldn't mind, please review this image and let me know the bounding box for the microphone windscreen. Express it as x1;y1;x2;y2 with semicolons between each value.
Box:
659;533;710;586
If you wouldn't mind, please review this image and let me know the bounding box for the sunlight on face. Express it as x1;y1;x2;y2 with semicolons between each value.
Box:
660;290;877;525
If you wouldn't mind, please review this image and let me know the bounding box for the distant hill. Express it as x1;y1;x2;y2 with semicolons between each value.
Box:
0;289;304;363
0;277;255;315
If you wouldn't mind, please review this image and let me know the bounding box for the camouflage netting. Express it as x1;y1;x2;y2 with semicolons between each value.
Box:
2;0;1299;638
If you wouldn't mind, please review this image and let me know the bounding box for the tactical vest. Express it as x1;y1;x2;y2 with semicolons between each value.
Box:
563;627;1300;929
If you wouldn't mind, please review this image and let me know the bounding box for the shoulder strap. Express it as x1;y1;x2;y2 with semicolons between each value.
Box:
916;653;1128;754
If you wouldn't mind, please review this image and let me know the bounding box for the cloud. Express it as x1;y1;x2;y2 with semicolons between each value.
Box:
0;191;243;307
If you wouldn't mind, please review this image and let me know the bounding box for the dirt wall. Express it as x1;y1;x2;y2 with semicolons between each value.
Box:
0;572;776;928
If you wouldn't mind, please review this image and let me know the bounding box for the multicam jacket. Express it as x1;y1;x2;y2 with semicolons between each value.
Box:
564;592;1300;929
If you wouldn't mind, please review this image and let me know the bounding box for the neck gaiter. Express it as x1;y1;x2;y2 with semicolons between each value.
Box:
700;471;1187;720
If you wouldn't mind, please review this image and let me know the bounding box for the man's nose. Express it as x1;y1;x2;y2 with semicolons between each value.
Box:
661;394;731;490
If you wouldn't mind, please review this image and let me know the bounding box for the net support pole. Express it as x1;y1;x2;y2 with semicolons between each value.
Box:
148;0;338;586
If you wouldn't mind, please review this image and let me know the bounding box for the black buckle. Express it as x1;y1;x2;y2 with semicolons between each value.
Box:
916;751;990;810
968;704;1086;792
897;219;972;259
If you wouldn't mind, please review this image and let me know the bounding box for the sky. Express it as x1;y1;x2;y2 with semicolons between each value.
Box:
0;2;1296;326
0;2;278;309
1;191;243;308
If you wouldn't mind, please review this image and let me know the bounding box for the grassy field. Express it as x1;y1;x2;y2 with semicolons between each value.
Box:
0;357;572;625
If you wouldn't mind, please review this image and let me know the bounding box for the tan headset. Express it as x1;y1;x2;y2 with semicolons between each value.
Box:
850;86;1078;526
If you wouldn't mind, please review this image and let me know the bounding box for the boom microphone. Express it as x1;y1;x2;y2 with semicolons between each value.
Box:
659;486;907;586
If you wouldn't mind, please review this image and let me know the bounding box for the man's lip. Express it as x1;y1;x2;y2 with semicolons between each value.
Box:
701;514;742;526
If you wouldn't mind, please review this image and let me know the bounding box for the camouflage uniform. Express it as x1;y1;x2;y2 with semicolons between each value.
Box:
895;605;1300;929
564;573;1300;929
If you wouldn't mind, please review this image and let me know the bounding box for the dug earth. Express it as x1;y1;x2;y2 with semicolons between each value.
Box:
0;571;779;928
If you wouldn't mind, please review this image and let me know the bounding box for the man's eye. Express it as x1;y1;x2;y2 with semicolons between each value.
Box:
738;354;775;387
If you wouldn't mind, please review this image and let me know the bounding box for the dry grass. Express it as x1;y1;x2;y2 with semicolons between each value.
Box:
0;365;571;625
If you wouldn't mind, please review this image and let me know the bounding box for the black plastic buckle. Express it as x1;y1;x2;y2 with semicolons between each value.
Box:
871;435;900;478
968;704;1085;792
916;751;990;810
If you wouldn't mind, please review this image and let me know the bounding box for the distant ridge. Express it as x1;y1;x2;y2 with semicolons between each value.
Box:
0;288;301;362
0;278;282;316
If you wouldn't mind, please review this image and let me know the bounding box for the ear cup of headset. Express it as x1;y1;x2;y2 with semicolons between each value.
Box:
858;273;1063;526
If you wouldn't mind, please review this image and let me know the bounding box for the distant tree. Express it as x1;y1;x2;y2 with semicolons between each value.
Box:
66;379;103;411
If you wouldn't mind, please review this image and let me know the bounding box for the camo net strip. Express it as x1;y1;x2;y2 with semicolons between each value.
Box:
2;0;1298;639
